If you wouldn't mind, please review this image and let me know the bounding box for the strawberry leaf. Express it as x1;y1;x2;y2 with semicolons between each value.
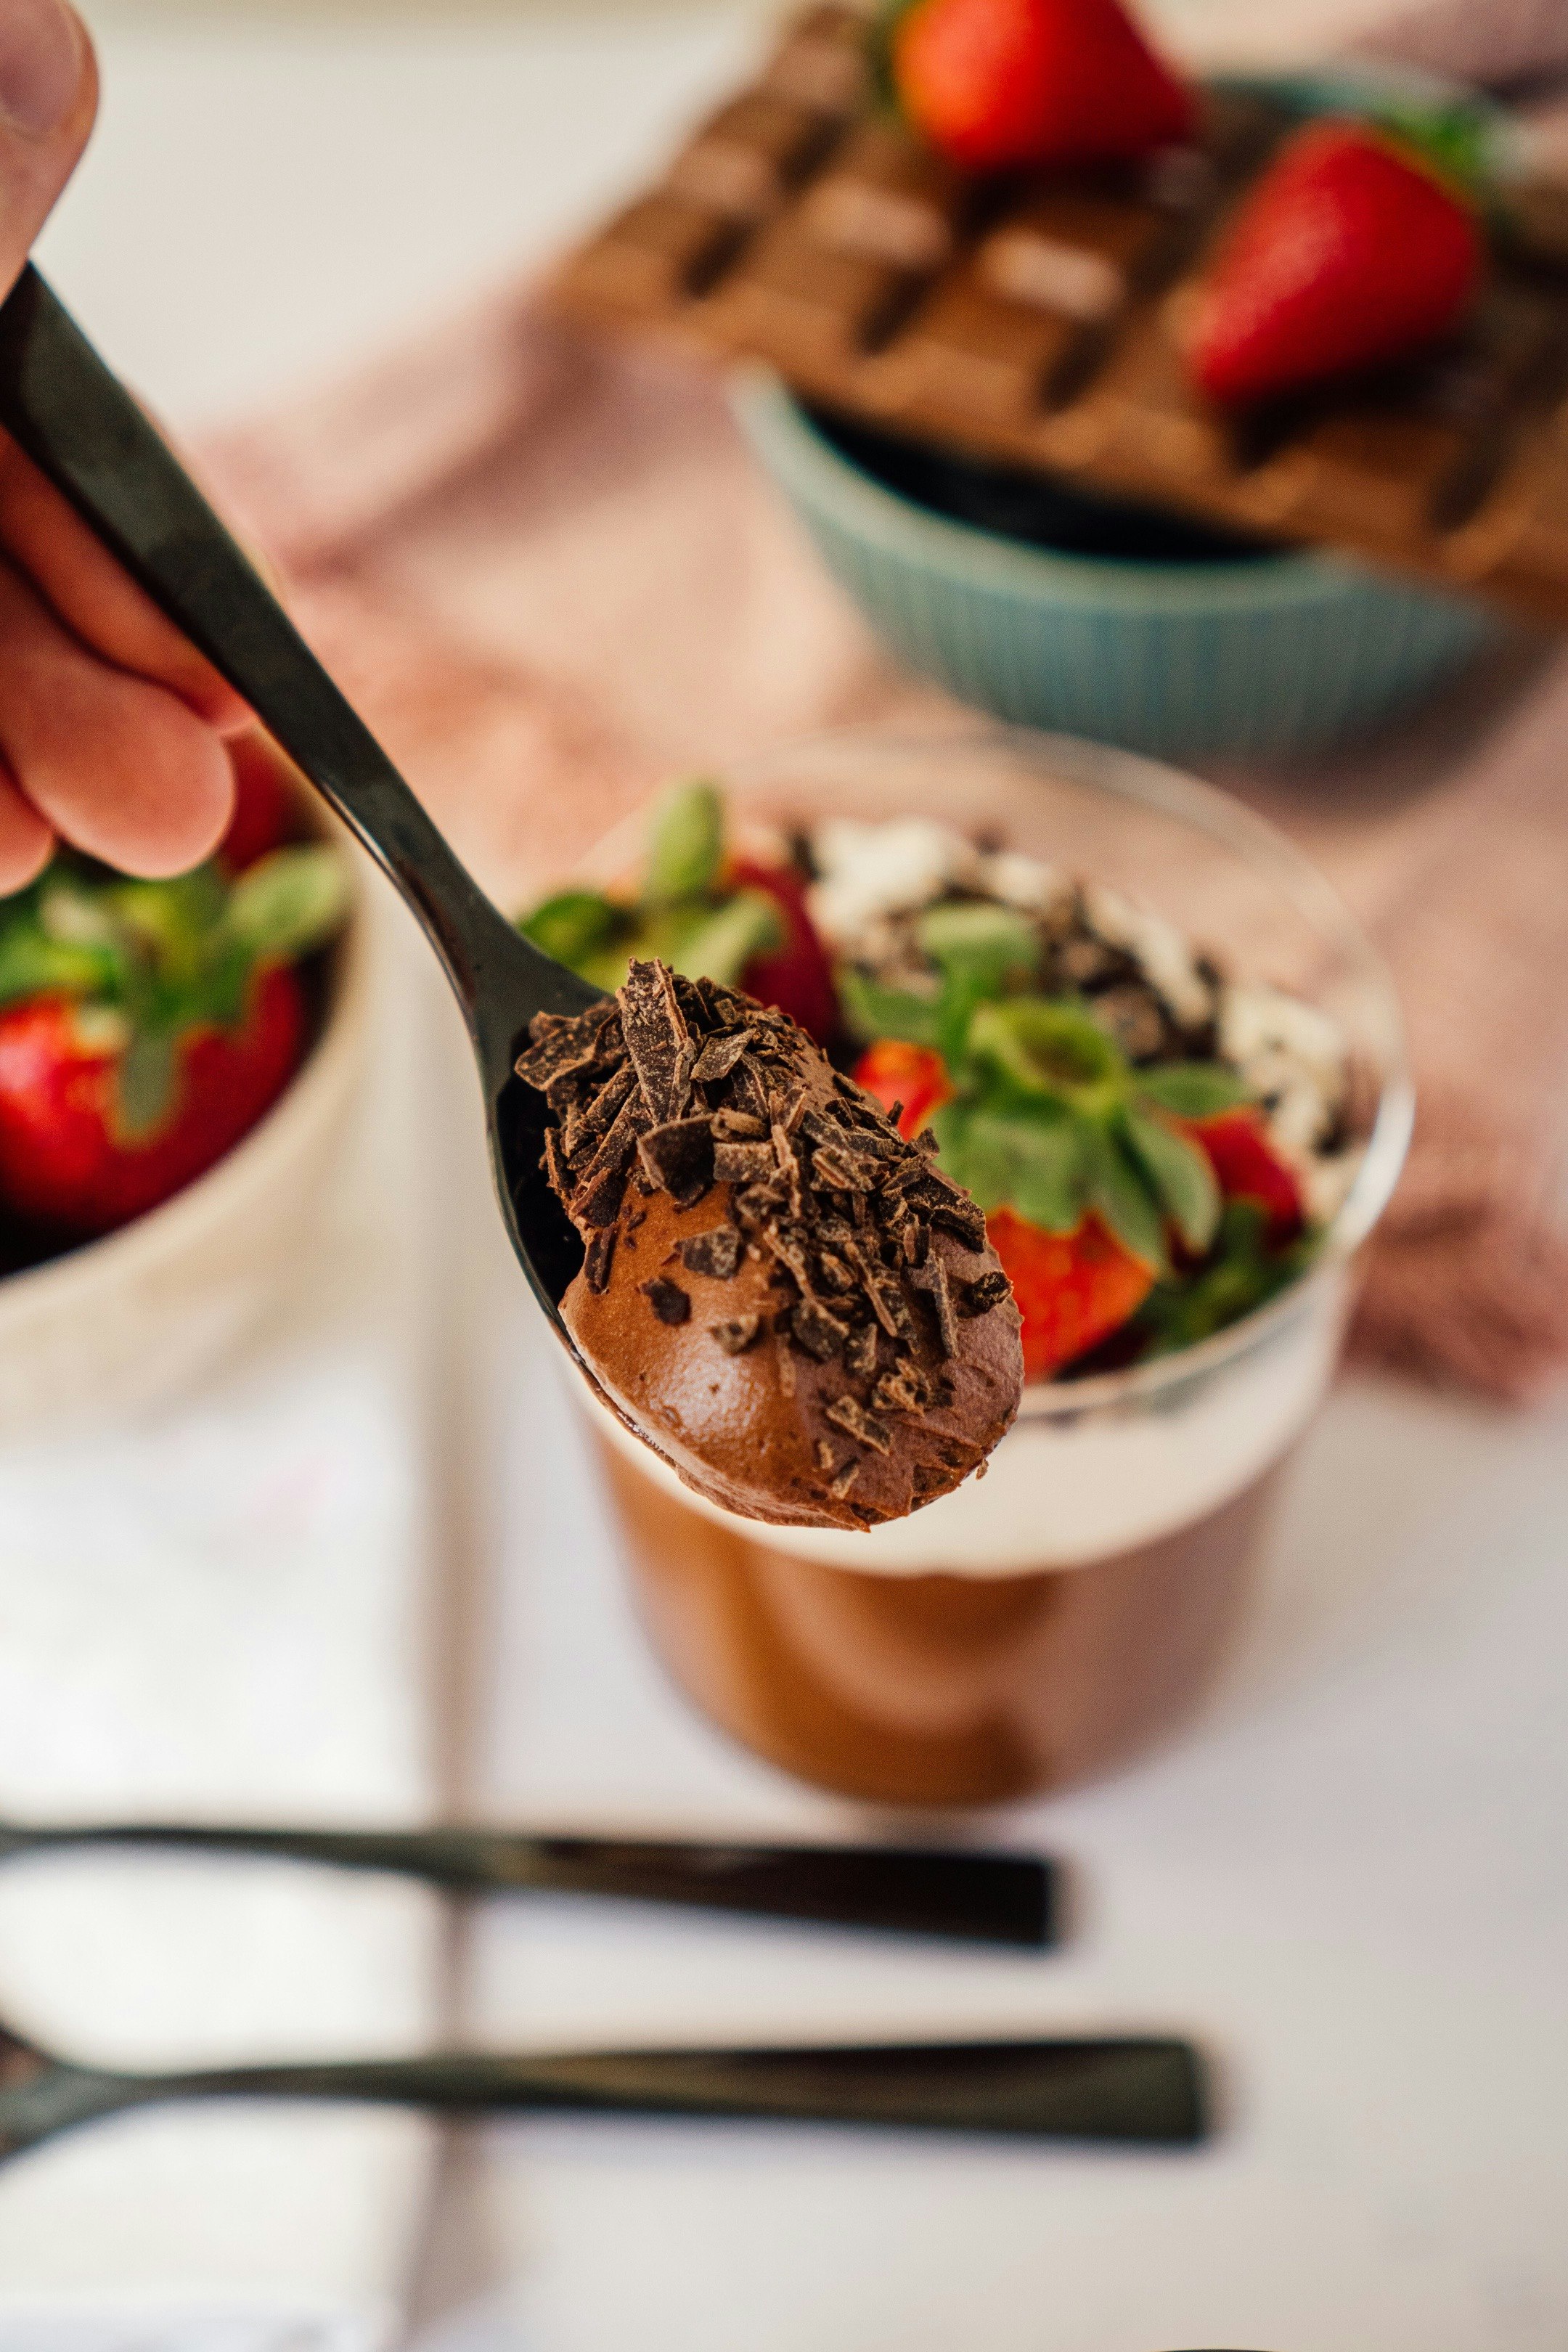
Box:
839;967;942;1048
642;780;724;906
966;997;1124;1107
1136;1062;1250;1118
520;890;626;972
1082;1122;1168;1273
1122;1105;1221;1254
932;1098;1087;1230
226;846;349;965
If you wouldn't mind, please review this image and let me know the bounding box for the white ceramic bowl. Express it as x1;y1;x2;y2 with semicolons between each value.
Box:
0;842;371;1440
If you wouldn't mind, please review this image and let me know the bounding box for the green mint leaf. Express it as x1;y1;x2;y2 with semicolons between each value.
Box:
1136;1062;1250;1119
1083;1123;1167;1273
226;846;349;965
1132;1201;1314;1356
1123;1106;1221;1256
115;1026;179;1143
642;780;724;906
839;966;942;1049
918;901;1040;988
669;889;783;987
520;890;626;973
966;997;1125;1107
0;907;121;1009
931;1099;1087;1232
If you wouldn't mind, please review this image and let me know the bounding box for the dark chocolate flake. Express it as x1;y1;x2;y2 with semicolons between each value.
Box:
584;1227;617;1296
844;1322;879;1380
621;958;692;1124
874;1364;931;1416
811;1141;886;1193
680;1225;743;1281
829;1460;861;1500
710;1313;762;1355
792;1300;847;1362
960;1270;1013;1317
711;1107;768;1141
571;1095;649;1230
640;1277;692;1326
913;1254;960;1357
637;1116;715;1205
515;1003;617;1091
691;1029;753;1085
824;1395;893;1455
714;1140;777;1185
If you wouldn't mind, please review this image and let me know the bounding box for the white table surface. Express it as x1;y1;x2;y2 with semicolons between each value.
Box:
34;9;1568;2351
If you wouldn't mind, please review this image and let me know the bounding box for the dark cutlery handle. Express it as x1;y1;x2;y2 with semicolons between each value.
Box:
171;2038;1206;2143
0;265;538;1040
0;1824;1055;1948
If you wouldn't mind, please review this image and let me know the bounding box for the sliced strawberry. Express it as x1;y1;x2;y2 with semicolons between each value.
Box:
729;857;841;1045
852;1040;955;1139
1189;120;1483;407
219;732;298;873
988;1204;1154;1381
893;0;1193;175
1186;1108;1304;1244
0;966;306;1237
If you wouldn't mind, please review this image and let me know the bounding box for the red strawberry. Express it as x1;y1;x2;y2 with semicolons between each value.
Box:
988;1205;1154;1381
729;858;842;1045
893;0;1193;174
1187;1108;1304;1244
1188;120;1483;407
218;732;298;874
0;966;306;1237
852;1040;954;1140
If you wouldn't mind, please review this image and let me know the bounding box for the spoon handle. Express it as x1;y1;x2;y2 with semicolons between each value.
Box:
158;2037;1205;2143
0;266;538;1040
1;1823;1055;1948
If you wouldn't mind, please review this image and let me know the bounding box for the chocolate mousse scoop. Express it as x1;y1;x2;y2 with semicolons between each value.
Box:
518;958;1024;1531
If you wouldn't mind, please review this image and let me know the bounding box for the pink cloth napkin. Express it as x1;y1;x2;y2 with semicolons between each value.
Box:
199;7;1568;1407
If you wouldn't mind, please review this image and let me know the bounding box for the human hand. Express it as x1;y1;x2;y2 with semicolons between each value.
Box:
0;0;249;894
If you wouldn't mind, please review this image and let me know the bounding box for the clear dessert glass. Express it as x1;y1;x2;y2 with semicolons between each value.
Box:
573;726;1411;1807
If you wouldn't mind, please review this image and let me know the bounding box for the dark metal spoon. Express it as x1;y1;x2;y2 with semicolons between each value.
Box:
0;2020;1206;2160
0;1818;1058;1948
0;265;596;1328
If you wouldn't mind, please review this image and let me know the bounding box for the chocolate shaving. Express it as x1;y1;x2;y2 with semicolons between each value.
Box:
681;1225;743;1281
961;1270;1013;1317
621;958;692;1124
829;1460;861;1500
692;1029;752;1084
571;1094;650;1230
824;1395;893;1455
791;1300;847;1362
584;1227;617;1296
874;1363;931;1416
711;1108;768;1140
812;1140;886;1193
844;1322;879;1380
710;1314;761;1354
914;1254;959;1357
640;1277;691;1326
638;1117;714;1206
514;1002;616;1090
714;1141;777;1185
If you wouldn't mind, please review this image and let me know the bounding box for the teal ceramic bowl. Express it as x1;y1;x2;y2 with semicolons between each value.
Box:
734;371;1506;761
730;66;1522;761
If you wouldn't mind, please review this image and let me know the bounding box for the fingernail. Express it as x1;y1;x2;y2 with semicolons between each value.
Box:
0;0;83;137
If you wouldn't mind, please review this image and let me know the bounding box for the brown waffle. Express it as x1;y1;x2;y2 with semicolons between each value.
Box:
550;3;1568;624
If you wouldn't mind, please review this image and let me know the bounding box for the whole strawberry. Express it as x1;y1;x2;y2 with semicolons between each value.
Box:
1189;118;1484;407
892;0;1194;174
0;836;348;1239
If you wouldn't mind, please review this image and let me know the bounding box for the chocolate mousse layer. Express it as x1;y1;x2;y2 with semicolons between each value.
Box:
518;958;1023;1530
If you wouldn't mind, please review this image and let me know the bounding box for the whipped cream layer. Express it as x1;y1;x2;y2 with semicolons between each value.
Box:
584;1262;1349;1577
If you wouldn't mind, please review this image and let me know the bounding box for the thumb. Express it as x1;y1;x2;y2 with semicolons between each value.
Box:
0;0;96;295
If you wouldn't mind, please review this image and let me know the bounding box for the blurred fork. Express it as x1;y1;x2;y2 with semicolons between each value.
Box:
0;1816;1058;1948
0;2018;1206;2161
